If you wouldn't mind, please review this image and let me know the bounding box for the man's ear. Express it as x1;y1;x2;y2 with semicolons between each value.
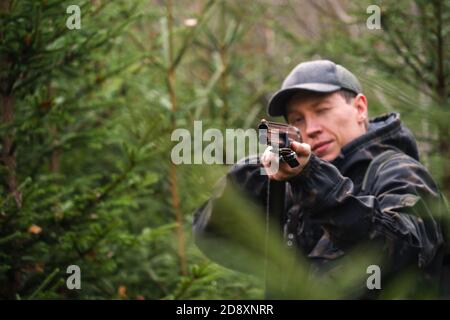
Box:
354;94;368;125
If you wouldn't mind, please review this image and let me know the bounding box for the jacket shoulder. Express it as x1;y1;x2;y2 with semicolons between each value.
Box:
363;149;439;196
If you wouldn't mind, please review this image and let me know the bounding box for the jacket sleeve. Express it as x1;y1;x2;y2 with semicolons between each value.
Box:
288;153;445;269
192;156;269;272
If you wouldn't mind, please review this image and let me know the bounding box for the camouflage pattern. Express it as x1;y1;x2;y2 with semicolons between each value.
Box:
193;112;448;297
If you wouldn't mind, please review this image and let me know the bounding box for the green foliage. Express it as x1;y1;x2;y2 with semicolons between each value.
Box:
0;0;272;300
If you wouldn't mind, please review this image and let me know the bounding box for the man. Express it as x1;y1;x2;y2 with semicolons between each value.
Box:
193;60;448;298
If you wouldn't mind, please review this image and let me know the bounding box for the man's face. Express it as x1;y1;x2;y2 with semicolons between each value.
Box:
286;91;368;161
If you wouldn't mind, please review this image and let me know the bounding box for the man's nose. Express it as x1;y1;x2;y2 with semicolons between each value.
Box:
305;118;322;138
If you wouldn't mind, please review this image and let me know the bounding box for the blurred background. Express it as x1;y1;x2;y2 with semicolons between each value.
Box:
0;0;448;299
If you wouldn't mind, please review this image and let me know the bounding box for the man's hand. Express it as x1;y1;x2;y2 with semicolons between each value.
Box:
261;141;312;181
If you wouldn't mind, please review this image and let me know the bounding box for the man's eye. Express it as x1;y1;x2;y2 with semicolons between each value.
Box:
317;107;329;114
293;118;304;124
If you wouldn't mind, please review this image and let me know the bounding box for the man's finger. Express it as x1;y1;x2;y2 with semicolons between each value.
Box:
290;141;311;156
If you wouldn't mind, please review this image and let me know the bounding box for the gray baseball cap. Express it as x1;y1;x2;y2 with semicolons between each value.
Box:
267;60;362;117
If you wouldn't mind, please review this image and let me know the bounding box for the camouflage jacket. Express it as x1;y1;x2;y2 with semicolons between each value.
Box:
193;113;448;297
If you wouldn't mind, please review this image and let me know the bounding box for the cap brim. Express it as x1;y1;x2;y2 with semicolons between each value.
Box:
267;83;341;117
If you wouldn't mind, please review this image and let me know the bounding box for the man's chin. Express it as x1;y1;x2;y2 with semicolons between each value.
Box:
318;151;339;162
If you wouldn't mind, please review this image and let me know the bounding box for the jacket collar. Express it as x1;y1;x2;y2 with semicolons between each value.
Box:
331;112;419;172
